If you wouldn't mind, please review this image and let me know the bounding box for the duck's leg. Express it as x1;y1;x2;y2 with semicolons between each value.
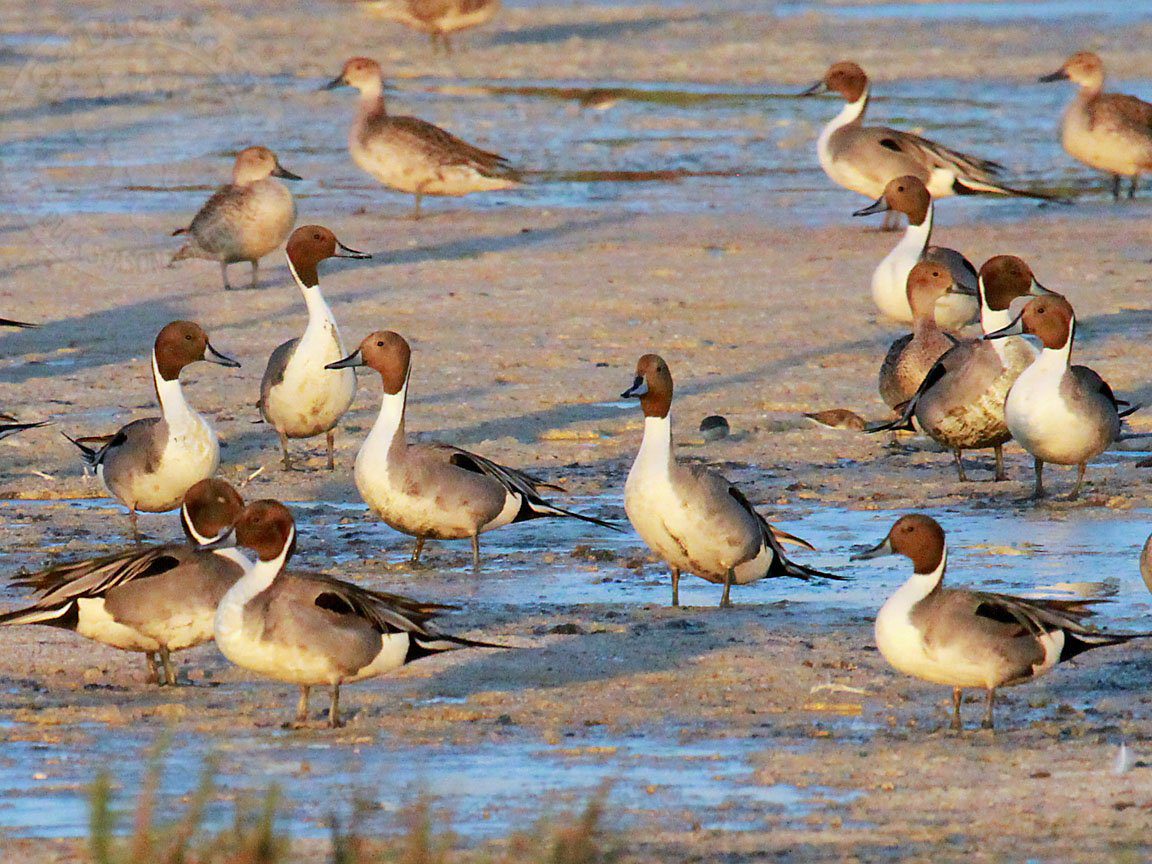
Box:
993;445;1006;481
471;534;481;573
220;262;234;291
249;260;259;290
719;568;734;608
328;683;343;729
296;686;311;725
411;536;425;563
951;687;963;731
325;429;336;471
129;508;141;544
1069;463;1086;500
145;653;159;685
411;191;423;220
428;31;439;53
982;688;996;730
1029;458;1045;500
1129;174;1139;199
278;430;293;470
952;449;968;482
442;33;454;55
670;568;680;607
1111;174;1122;201
159;647;177;686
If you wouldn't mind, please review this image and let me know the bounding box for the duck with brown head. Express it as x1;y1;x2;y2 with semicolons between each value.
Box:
1;478;247;686
170;146;301;290
64;320;240;541
621;354;842;608
214;499;504;728
327;331;619;571
1040;51;1152;200
854;176;979;328
801;61;1055;214
855;513;1149;731
872;256;1054;481
986;294;1135;499
258;225;370;471
323;56;520;219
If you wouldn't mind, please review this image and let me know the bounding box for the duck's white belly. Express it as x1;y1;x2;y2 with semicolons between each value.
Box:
353;447;477;539
351;136;515;198
214;599;339;684
1005;370;1106;464
75;598;158;652
106;420;219;513
265;334;356;438
137;607;217;652
1062;105;1144;176
875;596;992;689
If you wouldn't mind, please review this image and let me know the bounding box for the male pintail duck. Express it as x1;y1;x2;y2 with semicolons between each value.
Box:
171;146;300;290
854;175;979;329
366;0;500;54
1040;51;1152;200
327;331;618;570
214;499;504;727
258;226;370;470
986;294;1136;499
0;413;48;441
0;318;36;329
872;256;1053;481
65;321;240;540
621;354;842;607
324;57;520;219
854;514;1148;731
0;479;245;685
877;261;964;412
802;62;1053;220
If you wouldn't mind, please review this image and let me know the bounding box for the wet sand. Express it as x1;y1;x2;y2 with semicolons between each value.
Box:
3;0;1152;860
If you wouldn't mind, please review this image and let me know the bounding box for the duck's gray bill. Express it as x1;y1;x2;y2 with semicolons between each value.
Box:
322;74;346;91
621;376;648;399
800;80;827;97
326;349;364;370
853;196;890;217
336;241;372;260
205;343;241;368
851;537;894;561
1031;279;1058;297
983;313;1025;341
272;164;302;181
1038;69;1069;83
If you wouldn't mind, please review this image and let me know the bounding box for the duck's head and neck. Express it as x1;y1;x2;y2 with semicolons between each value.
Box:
151;320;240;420
622;353;674;467
985;294;1076;371
977;255;1056;340
854;175;933;250
1040;51;1105;97
231;146;301;186
328;330;412;454
180;478;245;548
325;56;386;114
285;225;370;316
233;500;297;596
803;61;870;126
905;260;956;335
854;513;948;593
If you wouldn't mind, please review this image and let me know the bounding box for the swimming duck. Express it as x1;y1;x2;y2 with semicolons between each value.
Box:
65;321;240;540
324;57;520;219
854;175;979;329
1040;51;1152;200
855;513;1147;730
1;478;245;685
258;226;370;470
171;146;300;290
327;331;618;570
986;295;1135;499
214;499;503;727
621;353;841;607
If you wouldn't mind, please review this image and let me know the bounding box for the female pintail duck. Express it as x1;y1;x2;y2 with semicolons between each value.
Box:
65;321;240;540
854;175;979;329
171;146;300;291
328;331;618;570
324;57;520;219
802;62;1052;220
0;479;245;685
873;256;1053;481
258;226;370;471
854;514;1148;731
621;354;841;607
1040;51;1152;200
367;0;500;54
877;261;964;412
986;294;1136;499
214;499;503;727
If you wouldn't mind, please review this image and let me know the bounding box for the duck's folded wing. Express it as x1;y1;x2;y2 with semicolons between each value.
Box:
10;546;186;605
441;445;564;495
876;127;1005;179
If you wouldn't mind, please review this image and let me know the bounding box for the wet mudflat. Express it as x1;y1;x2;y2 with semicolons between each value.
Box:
3;0;1152;860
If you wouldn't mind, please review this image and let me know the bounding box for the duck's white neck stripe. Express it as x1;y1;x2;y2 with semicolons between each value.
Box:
903;546;948;605
236;527;294;599
635;415;673;476
363;375;409;463
152;351;198;430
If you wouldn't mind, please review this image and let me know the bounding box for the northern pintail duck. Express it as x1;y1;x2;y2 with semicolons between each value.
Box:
802;62;1050;212
324;57;520;219
874;256;1052;481
621;354;841;607
1040;52;1152;200
854;175;979;329
855;514;1147;731
986;295;1135;499
66;321;240;539
171;146;300;291
258;226;370;471
1;478;245;685
367;0;500;53
328;331;618;570
214;499;502;727
877;261;963;412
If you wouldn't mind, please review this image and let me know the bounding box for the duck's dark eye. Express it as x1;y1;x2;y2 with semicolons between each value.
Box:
185;334;193;341
313;233;322;241
376;341;384;347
